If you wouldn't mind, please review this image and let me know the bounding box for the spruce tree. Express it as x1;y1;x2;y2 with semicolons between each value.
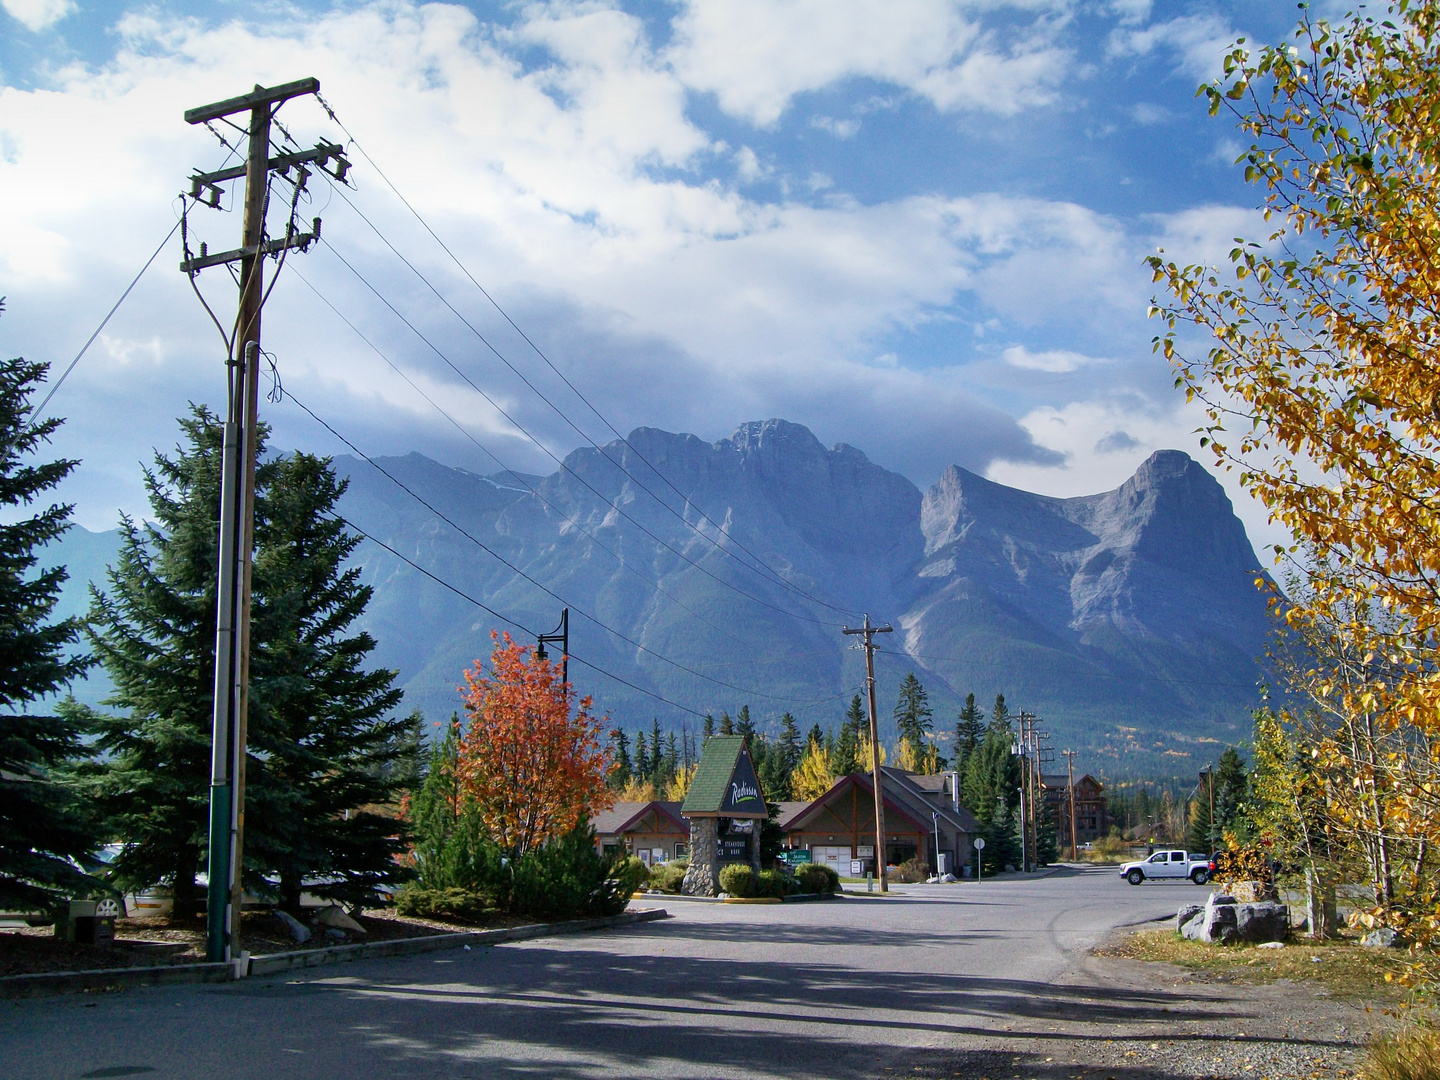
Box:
635;730;649;780
243;451;409;914
990;693;1010;732
702;714;714;743
719;711;734;736
954;693;983;778
608;727;632;789
1212;746;1250;836
646;718;664;787
778;712;801;776
893;673;934;772
79;407;259;920
0;341;96;915
735;704;754;742
1036;795;1059;866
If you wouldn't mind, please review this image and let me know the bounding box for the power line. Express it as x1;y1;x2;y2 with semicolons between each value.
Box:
284;387;829;706
305;100;862;621
290;264;836;679
315;238;843;629
29;217;182;423
878;646;1273;691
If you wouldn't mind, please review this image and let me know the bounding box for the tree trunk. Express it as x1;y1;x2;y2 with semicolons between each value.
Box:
280;872;303;917
172;847;199;923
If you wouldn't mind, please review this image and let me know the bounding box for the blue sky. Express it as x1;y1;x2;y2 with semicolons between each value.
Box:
0;0;1316;551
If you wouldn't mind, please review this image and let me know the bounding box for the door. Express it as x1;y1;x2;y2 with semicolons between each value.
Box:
1143;851;1174;878
812;846;851;875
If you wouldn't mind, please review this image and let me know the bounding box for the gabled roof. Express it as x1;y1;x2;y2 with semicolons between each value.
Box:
781;768;978;835
1041;773;1104;794
591;800;689;836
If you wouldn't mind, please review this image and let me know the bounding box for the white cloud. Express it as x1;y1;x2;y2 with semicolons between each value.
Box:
1130;102;1169;125
811;115;860;138
1108;14;1240;82
667;0;1071;126
2;0;72;32
1001;345;1104;373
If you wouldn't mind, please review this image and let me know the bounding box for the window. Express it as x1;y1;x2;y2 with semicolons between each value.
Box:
1171;852;1187;862
675;843;687;859
1147;853;1166;863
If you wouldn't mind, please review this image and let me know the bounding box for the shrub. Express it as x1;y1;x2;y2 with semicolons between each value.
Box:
1213;845;1274;887
613;855;649;897
394;886;493;924
793;862;839;894
719;863;756;898
649;861;687;894
1361;1026;1440;1080
510;822;635;920
756;868;797;899
890;858;927;883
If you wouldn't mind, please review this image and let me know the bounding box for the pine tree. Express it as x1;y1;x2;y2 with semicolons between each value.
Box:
702;714;714;742
954;693;984;778
735;704;754;742
961;722;1021;838
1036;794;1059;866
719;711;734;736
893;673;936;773
663;731;678;787
608;728;632;789
243;451;410;913
1188;796;1215;854
647;718;664;787
1213;746;1250;836
778;712;801;776
0;339;97;916
79;407;262;920
990;693;1010;733
635;730;650;780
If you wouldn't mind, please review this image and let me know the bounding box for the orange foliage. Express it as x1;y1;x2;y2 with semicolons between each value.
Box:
456;632;613;856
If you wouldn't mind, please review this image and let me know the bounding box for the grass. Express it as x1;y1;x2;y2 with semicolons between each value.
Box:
1362;1026;1440;1080
1101;926;1406;1003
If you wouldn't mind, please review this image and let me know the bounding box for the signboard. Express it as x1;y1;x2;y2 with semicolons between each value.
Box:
973;837;987;850
720;837;750;863
728;819;754;834
856;845;874;858
718;747;766;816
779;850;812;867
849;860;865;876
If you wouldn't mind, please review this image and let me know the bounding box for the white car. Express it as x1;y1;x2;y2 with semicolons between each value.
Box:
1118;849;1210;886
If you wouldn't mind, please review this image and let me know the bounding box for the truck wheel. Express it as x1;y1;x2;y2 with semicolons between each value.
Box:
1126;869;1144;886
1191;869;1209;885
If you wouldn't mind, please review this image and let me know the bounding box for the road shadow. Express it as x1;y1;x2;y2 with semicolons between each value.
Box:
251;940;1359;1080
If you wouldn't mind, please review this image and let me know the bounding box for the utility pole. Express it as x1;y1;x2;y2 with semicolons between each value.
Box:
182;79;344;965
843;615;892;892
1063;749;1078;860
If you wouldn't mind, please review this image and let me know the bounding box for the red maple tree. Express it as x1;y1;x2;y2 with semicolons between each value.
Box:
456;632;613;856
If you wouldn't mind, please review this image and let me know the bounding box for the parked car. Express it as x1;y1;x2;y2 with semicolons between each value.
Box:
1117;849;1211;885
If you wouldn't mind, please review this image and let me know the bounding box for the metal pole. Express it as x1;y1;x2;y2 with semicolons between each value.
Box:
1019;784;1027;874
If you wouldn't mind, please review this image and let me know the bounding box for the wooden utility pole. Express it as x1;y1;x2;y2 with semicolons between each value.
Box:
182;79;342;965
1063;749;1078;860
843;615;892;892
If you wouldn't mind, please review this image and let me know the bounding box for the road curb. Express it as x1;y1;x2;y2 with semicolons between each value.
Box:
0;908;670;999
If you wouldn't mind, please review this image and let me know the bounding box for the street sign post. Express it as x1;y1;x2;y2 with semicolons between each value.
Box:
973;836;986;884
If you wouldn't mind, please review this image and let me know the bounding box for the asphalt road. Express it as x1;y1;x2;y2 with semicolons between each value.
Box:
3;866;1199;1080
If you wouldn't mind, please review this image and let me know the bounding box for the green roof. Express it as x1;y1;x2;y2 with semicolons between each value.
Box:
682;735;765;817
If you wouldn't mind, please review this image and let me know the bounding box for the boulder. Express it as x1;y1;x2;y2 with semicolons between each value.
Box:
323;927;346;942
1362;927;1404;948
1177;904;1204;933
313;905;367;935
1230;880;1278;903
274;909;311;944
1234;901;1289;943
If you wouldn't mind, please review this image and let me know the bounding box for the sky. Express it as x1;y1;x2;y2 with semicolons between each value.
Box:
0;0;1320;554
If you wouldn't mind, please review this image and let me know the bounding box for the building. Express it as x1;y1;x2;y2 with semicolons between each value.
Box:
1041;772;1108;845
779;767;978;877
591;801;690;866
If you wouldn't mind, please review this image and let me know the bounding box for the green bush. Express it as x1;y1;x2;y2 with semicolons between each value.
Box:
793;862;840;894
756;868;797;899
890;857;927;883
719;863;756;898
510;822;636;920
613;855;650;897
649;860;688;894
394;885;493;924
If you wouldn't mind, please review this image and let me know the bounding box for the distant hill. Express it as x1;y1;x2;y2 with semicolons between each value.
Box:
46;420;1278;776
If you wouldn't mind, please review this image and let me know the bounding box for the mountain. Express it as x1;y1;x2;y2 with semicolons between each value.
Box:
46;420;1277;776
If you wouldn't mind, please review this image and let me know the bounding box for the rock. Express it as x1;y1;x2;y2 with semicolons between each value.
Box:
1231;880;1278;903
1177;904;1204;933
1235;901;1289;943
1258;941;1285;949
274;909;311;944
323;927;346;942
313;905;366;935
1362;927;1404;948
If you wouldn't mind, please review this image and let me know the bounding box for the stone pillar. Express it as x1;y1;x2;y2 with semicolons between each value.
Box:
682;818;719;896
749;822;761;873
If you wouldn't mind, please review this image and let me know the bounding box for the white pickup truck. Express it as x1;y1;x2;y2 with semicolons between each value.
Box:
1118;849;1211;886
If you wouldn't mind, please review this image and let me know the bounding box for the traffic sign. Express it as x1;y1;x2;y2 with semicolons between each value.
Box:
973;837;986;850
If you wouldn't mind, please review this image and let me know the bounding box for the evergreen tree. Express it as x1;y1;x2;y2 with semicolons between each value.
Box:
635;730;650;780
0;340;97;916
961;720;1021;846
834;695;865;775
1036;794;1059;866
608;727;632;789
719;711;734;736
79;407;264;920
407;714;496;893
778;712;801;776
663;731;678;786
989;693;1010;733
893;673;936;773
807;723;823;749
1188;795;1215;853
702;714;714;742
243;451;410;913
1213;746;1250;835
953;693;983;778
647;718;664;787
735;704;754;742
